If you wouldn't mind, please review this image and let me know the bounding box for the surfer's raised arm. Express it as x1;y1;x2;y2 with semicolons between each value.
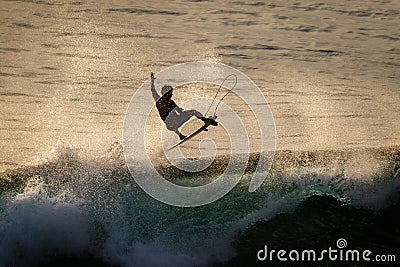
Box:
150;72;160;101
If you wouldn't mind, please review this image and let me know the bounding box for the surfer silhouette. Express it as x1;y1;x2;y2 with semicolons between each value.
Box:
150;72;213;140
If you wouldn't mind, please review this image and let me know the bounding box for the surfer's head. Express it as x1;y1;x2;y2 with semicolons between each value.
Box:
161;85;173;98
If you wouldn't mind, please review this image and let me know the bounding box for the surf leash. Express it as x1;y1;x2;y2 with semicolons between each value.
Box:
204;74;237;118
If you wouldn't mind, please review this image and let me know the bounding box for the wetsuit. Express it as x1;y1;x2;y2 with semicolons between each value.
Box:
156;95;179;121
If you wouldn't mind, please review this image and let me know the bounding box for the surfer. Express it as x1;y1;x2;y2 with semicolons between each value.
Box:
150;72;215;140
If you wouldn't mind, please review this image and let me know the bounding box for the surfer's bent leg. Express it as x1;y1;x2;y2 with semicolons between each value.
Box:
174;129;186;140
170;110;199;128
163;112;185;139
165;109;207;140
182;109;206;122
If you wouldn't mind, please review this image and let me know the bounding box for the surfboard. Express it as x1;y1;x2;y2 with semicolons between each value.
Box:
168;116;218;150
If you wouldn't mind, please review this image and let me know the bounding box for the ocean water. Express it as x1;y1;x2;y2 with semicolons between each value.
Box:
0;146;399;266
1;0;399;170
1;0;399;266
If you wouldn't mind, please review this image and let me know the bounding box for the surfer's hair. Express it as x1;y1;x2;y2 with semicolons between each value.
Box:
161;85;173;96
